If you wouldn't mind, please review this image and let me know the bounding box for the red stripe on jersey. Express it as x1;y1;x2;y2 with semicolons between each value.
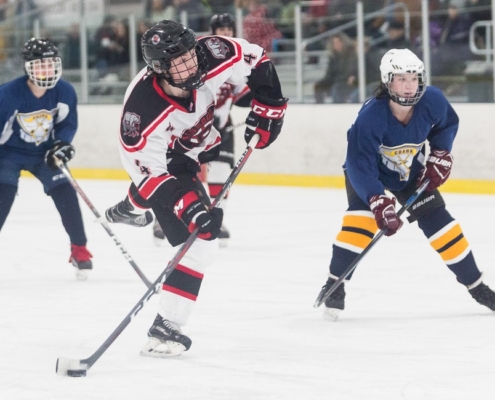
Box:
175;264;205;279
152;76;196;112
208;183;225;198
162;285;197;301
138;174;176;200
206;39;243;80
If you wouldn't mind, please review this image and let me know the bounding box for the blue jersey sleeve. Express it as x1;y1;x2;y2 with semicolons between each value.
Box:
53;80;78;144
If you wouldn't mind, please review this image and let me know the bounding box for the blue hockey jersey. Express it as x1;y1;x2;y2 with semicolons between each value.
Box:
0;76;78;156
345;86;459;203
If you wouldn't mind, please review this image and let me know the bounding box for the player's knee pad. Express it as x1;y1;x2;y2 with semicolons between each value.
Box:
334;210;378;254
419;208;471;266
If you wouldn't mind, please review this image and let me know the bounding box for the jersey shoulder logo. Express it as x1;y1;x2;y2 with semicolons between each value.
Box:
121;112;142;146
205;38;229;59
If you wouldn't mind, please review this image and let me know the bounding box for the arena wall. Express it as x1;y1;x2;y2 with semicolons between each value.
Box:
67;103;495;193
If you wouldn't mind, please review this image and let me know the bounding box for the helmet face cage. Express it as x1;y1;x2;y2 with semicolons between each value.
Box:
210;13;236;36
380;49;426;106
22;38;62;89
142;20;208;90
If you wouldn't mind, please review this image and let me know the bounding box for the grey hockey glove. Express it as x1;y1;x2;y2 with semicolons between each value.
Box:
45;140;75;169
417;149;453;191
245;95;288;149
369;195;403;236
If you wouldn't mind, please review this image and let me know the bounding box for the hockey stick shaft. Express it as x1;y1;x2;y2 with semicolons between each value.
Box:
56;161;152;288
56;134;260;375
313;178;430;308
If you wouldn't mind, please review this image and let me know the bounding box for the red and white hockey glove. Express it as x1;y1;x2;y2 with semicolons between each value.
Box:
245;95;288;149
417;149;453;191
369;195;403;236
174;191;223;240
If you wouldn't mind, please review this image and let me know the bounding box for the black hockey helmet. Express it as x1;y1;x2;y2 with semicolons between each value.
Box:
22;38;62;89
210;13;236;36
141;20;208;90
22;37;59;61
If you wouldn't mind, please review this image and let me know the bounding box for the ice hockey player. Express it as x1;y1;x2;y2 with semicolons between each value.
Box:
315;48;495;321
151;12;252;247
106;20;287;357
0;38;93;280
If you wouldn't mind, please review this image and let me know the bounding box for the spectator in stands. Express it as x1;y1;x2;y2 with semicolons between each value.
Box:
146;0;175;23
64;23;81;69
242;0;283;52
314;32;357;103
93;17;130;94
348;38;383;103
431;4;474;76
465;0;492;49
378;20;412;51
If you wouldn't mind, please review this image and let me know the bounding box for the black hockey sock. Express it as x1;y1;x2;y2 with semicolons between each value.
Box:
0;184;18;230
49;183;87;245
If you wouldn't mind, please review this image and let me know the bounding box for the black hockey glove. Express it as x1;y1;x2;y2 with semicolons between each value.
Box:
369;195;403;236
174;191;223;240
417;149;453;191
244;95;288;149
45;140;75;169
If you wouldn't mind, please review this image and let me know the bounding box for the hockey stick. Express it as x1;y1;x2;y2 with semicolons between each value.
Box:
56;161;152;288
313;178;430;309
55;134;260;377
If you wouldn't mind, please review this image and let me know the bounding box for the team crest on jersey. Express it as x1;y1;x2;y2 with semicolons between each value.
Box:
180;103;215;144
380;143;424;180
205;38;229;59
16;109;55;146
122;112;141;142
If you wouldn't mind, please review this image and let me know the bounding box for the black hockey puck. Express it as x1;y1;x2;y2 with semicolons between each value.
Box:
67;369;87;377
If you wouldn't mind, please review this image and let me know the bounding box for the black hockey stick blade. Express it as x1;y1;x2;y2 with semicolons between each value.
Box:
313;178;430;308
55;135;260;377
56;161;153;288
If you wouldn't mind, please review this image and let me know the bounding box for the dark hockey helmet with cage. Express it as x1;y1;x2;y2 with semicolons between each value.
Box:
22;38;62;89
141;20;208;90
210;13;236;36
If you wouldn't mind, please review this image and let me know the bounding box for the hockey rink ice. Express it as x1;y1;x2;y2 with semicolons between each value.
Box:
1;177;495;400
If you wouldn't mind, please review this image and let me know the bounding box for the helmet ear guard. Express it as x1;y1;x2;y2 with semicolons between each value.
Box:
22;37;62;89
379;48;426;106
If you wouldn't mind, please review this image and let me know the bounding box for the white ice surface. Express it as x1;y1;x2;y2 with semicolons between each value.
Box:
1;178;495;400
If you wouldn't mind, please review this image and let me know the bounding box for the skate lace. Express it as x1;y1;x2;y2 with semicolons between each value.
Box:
70;244;93;262
162;319;181;334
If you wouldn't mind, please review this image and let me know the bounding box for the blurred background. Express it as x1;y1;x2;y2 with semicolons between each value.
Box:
0;0;493;104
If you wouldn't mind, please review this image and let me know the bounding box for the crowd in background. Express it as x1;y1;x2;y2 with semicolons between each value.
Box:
0;0;492;102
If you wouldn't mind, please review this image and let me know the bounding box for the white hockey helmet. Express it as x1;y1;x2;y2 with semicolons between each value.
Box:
379;48;426;106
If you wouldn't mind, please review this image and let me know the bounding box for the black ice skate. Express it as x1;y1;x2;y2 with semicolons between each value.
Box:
469;282;495;311
218;224;230;247
140;315;192;358
105;198;153;227
320;277;346;321
69;244;93;281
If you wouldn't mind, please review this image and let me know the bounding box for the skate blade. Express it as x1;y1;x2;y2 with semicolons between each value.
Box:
153;235;167;247
323;307;341;322
218;238;229;248
139;338;185;358
75;268;90;281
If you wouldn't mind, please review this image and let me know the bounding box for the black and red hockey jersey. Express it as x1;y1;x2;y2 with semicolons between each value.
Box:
118;35;283;203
